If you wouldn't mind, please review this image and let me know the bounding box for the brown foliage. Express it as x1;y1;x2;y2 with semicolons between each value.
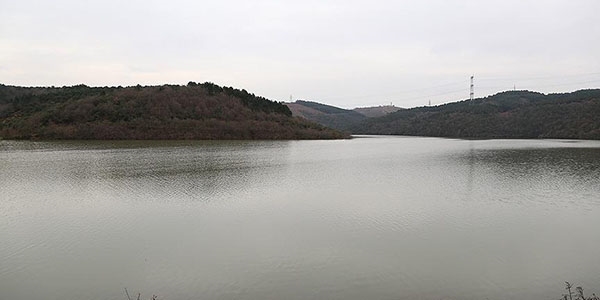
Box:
0;83;347;140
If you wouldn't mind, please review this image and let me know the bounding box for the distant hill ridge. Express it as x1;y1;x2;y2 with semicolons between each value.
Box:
0;82;347;140
285;100;402;131
353;89;600;139
353;105;403;118
285;100;367;131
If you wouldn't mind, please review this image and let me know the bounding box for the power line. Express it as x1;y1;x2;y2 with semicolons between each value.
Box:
301;71;600;106
318;79;467;101
478;71;600;82
477;78;600;91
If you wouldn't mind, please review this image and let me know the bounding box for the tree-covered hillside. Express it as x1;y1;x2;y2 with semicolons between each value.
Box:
353;105;403;118
285;100;367;131
352;89;600;139
0;82;347;140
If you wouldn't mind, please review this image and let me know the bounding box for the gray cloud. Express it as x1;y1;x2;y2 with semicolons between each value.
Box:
1;0;599;108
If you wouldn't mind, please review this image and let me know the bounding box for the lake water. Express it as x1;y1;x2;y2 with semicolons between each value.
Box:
1;136;600;300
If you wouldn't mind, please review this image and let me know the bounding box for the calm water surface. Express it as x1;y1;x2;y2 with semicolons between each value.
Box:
1;136;599;300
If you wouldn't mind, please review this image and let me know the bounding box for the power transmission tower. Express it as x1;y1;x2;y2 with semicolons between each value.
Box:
470;75;474;101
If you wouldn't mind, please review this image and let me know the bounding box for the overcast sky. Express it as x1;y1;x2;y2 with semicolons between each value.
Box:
1;0;599;108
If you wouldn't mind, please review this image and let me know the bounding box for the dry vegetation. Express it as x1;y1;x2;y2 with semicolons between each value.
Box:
353;89;600;139
0;82;348;140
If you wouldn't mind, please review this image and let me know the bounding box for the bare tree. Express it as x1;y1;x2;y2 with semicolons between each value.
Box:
577;286;586;300
566;282;574;300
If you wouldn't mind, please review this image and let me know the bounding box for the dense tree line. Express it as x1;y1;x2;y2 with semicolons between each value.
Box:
351;89;600;139
0;83;347;140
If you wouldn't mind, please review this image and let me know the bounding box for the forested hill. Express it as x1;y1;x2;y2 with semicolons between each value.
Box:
353;105;403;118
0;82;347;140
352;89;600;139
286;100;404;131
285;100;367;131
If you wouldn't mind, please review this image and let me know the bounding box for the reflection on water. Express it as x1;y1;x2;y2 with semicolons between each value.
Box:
1;137;600;300
458;144;600;208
